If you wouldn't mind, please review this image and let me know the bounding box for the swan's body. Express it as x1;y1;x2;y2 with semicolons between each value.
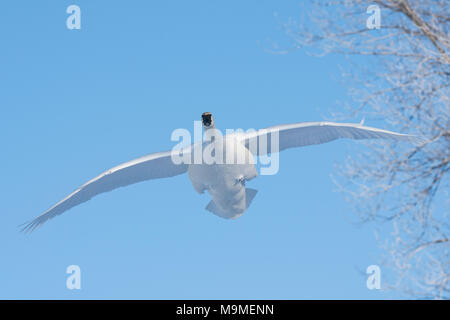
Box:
188;134;258;219
21;113;421;232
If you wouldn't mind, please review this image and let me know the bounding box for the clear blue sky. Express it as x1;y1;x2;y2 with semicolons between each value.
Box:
1;0;395;299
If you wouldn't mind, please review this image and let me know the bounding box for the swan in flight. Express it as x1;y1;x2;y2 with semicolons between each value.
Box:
21;112;420;232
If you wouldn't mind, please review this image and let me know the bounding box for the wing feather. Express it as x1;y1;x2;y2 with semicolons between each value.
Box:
240;121;422;156
22;150;187;232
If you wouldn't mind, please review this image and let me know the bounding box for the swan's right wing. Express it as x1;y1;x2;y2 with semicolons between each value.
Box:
22;150;188;232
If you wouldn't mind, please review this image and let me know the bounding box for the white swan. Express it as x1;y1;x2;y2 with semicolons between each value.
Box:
21;112;420;232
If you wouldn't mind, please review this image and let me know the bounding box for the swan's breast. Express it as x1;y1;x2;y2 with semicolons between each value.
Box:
187;136;257;198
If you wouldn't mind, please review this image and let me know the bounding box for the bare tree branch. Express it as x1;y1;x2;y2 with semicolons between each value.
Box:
280;0;449;299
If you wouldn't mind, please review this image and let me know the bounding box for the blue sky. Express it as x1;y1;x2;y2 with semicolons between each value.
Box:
1;1;395;299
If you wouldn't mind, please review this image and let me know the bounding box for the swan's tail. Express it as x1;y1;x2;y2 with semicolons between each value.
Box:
206;188;258;219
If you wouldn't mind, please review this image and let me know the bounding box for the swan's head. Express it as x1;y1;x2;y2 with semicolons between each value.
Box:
202;112;214;129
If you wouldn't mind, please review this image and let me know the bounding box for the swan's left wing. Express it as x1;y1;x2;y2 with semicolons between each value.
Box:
21;150;188;232
239;121;422;156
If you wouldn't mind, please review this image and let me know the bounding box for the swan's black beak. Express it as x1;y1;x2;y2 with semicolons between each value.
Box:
202;112;213;128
